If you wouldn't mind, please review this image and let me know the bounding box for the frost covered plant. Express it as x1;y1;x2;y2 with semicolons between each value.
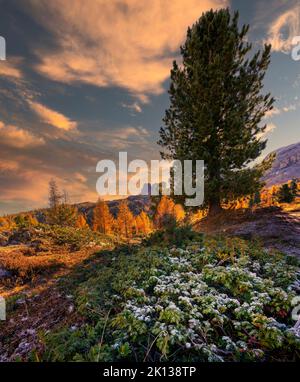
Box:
42;236;300;362
108;239;300;362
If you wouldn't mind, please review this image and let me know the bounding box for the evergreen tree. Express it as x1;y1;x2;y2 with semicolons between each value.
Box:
47;180;78;226
253;191;261;206
290;179;298;197
158;8;274;215
277;184;295;203
47;203;78;226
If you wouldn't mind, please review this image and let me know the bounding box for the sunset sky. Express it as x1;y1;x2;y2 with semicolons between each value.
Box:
0;0;299;214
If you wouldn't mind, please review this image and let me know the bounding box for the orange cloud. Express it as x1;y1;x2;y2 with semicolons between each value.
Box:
26;0;227;97
0;60;22;79
0;121;45;148
29;101;77;131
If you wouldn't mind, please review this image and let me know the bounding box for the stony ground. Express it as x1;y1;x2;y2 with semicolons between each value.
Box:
195;206;300;257
0;244;107;361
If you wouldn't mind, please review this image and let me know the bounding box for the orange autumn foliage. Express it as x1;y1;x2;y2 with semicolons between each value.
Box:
93;198;114;235
116;200;135;238
135;211;152;235
76;214;88;228
154;196;185;228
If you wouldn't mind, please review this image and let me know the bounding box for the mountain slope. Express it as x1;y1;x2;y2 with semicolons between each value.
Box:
263;142;300;186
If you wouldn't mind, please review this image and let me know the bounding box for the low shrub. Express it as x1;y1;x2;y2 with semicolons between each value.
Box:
40;225;114;251
40;236;300;362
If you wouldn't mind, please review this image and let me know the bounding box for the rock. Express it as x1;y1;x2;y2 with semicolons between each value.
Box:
8;229;32;245
0;233;8;246
0;268;11;278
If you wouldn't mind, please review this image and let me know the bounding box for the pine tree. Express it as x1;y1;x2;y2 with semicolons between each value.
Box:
253;191;261;206
93;198;114;235
116;200;135;238
290;179;298;197
47;204;78;226
47;180;78;226
158;8;274;215
277;184;295;203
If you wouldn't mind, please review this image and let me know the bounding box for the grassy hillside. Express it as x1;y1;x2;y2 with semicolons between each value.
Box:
2;229;298;362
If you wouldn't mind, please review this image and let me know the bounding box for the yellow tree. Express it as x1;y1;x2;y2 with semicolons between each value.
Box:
93;199;114;235
76;214;88;228
116;200;135;238
174;204;185;222
0;217;8;230
154;196;176;228
136;211;152;235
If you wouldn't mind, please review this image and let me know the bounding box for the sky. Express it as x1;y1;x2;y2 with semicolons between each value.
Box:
0;0;299;214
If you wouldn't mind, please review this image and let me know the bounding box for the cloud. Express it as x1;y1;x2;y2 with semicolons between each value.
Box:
93;126;150;150
264;104;297;119
282;104;296;112
74;172;87;183
121;102;142;114
0;60;23;79
0;121;45;148
266;5;300;52
258;122;277;138
23;0;226;98
265;107;281;118
29;101;77;130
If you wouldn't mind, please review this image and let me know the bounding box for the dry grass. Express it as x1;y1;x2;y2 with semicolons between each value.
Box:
0;247;62;283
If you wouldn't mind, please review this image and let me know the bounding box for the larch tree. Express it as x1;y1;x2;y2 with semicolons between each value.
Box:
48;179;62;208
154;195;185;228
76;214;88;229
93;198;114;235
136;211;152;235
116;200;135;238
174;204;185;222
154;196;176;228
158;8;275;215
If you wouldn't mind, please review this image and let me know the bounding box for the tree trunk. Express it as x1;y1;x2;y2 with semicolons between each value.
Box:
208;199;223;216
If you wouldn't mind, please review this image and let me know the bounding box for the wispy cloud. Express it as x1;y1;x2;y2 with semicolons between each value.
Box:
29;101;77;131
266;4;300;53
264;104;297;119
121;102;142;114
93;126;150;150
